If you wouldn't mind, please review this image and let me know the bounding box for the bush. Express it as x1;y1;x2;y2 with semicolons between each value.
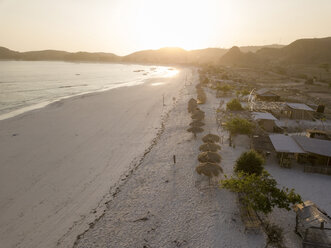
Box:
226;99;243;111
225;117;254;135
220;170;302;214
217;84;231;92
235;150;264;175
240;89;250;96
264;222;285;248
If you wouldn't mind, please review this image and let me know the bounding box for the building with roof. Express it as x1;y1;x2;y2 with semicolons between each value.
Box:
252;112;278;132
293;135;331;167
306;129;331;141
293;201;331;247
269;134;305;167
269;134;331;169
284;103;315;120
254;89;280;101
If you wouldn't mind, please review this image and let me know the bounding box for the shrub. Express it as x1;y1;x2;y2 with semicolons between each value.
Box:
226;99;243;111
220;170;302;214
264;222;285;248
240;89;250;96
225;117;254;135
218;84;231;92
235;150;264;175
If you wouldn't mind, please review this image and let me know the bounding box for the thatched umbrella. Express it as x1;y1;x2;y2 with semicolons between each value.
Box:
192;109;204;115
187;126;204;137
199;143;221;152
191;111;205;120
202;134;220;143
188;98;197;113
198;151;221;163
196;162;223;185
189;120;205;127
196;162;223;177
195;83;203;89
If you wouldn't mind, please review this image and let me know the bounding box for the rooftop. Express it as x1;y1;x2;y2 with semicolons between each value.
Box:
252;112;278;121
293;135;331;157
286;103;314;111
255;88;278;96
269;134;306;154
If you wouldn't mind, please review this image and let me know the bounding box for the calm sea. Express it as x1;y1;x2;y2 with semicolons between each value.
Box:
0;61;177;120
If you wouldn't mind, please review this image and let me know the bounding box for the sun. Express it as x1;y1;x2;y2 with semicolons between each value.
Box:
130;0;231;51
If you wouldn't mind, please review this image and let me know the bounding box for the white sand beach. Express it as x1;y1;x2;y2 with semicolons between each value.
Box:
0;68;191;248
74;77;266;248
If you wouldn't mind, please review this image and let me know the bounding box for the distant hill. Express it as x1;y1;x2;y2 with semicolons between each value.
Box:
219;46;261;66
239;44;284;53
0;46;228;65
122;47;228;64
1;37;330;66
257;37;331;64
0;47;20;59
0;48;121;63
220;37;331;66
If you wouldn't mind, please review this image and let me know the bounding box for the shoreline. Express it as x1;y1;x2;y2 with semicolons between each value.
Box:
0;62;184;122
0;80;147;122
0;68;192;248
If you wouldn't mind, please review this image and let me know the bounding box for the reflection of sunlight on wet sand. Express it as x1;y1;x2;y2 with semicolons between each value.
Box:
151;82;165;86
164;68;179;78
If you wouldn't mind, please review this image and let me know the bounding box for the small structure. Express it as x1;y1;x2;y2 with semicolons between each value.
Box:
283;103;315;120
269;134;331;172
293;201;331;247
252;112;278;132
306;129;331;141
254;89;280;101
251;134;273;156
293;135;331;169
269;134;306;167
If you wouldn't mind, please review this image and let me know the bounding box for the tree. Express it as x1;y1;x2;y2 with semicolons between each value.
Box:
226;99;243;111
220;171;302;214
225;117;254;135
235;150;264;175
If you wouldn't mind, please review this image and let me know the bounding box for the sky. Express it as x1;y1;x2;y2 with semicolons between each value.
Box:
0;0;330;55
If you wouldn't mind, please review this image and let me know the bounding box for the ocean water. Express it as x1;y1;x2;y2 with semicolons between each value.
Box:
0;61;178;120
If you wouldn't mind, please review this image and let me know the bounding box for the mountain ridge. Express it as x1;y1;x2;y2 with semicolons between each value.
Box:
1;37;331;66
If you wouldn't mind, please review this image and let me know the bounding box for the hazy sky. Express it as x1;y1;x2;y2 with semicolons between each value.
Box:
0;0;330;55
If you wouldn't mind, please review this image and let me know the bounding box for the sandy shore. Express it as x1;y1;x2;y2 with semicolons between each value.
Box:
74;78;265;247
0;68;191;248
